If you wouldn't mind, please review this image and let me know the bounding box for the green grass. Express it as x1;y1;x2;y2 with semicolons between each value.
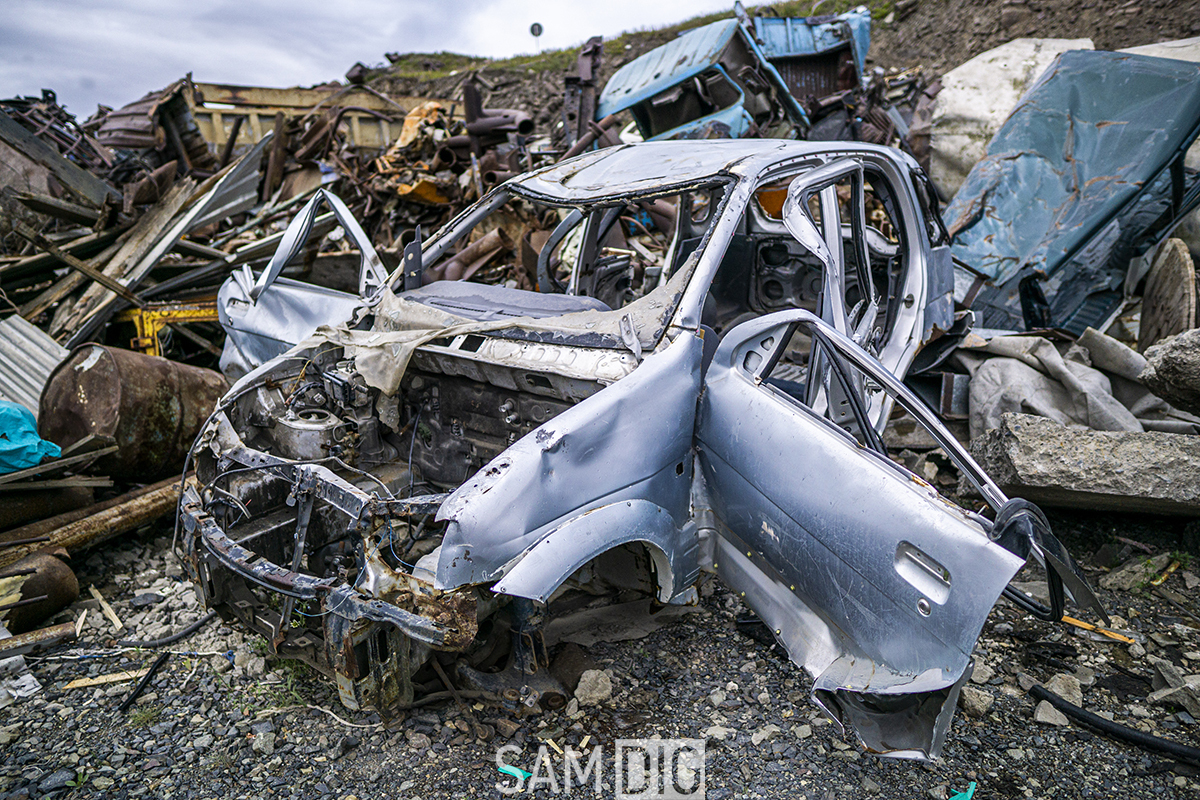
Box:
127;704;162;728
240;656;316;713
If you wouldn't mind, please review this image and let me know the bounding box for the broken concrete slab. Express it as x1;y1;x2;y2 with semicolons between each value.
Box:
1034;700;1070;726
573;670;612;707
1141;329;1200;417
1100;554;1173;592
1138;239;1196;354
1044;673;1083;707
1149;655;1189;691
959;685;994;719
969;414;1200;514
1148;684;1200;718
1146;659;1200;719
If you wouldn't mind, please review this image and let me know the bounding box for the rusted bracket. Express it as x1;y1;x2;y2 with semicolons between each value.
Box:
273;467;318;646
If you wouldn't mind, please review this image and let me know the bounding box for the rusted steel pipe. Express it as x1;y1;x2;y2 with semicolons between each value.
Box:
483;170;515;187
0;476;179;548
466;113;533;137
0;487;93;533
423;228;511;283
433;146;459;170
0;536;50;549
562;114;621;161
0;551;79;633
0;621;75;659
0;477;183;569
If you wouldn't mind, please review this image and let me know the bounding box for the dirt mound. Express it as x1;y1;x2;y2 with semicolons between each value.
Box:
869;0;1200;72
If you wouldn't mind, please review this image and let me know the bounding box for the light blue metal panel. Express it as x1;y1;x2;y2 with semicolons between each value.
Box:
753;7;872;80
597;19;740;120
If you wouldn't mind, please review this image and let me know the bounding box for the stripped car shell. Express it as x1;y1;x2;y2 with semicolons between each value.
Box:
183;140;1103;759
597;17;808;141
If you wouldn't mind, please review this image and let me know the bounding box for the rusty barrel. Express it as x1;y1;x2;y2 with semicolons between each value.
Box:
39;345;228;480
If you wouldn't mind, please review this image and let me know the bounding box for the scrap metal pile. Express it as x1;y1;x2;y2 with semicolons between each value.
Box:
2;2;1200;770
0;71;544;689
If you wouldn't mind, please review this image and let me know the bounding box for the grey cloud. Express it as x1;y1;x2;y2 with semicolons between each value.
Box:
0;0;731;116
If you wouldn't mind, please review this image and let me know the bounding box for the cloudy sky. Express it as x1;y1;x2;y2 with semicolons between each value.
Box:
1;0;734;117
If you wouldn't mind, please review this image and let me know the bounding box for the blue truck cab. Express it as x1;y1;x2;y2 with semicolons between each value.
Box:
596;5;872;142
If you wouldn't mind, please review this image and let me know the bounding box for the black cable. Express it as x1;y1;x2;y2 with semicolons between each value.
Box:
117;610;217;649
117;651;170;713
1029;684;1200;766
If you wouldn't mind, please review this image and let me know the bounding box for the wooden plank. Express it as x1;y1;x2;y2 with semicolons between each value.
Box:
88;585;124;632
0;477;182;568
0;622;75;659
0;111;119;207
168;238;229;262
231;212;336;264
16;193;101;226
17;234;129;320
194;82;419;112
65;666;152;690
0;225;127;279
12;222;146;307
50;179;194;338
0;478;114;491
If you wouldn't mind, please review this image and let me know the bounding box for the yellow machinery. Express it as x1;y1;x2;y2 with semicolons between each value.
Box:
113;299;220;357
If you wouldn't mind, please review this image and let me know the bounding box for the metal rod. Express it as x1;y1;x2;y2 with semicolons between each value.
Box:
0;594;49;612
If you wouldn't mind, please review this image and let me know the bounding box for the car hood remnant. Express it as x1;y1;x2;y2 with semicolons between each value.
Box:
187;140;1103;762
945;50;1200;334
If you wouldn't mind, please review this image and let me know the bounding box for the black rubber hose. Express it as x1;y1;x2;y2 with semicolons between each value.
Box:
1029;684;1200;765
117;651;170;713
117;610;217;648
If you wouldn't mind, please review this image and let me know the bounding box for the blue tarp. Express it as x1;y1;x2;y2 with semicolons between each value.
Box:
0;400;60;474
945;50;1200;333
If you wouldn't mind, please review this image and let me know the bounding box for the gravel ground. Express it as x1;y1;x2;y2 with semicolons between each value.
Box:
1;515;1198;800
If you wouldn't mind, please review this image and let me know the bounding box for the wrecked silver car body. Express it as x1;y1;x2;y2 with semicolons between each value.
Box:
181;140;1104;759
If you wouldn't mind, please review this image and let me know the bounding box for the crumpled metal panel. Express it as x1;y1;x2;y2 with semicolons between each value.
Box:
945;50;1200;332
0;316;67;421
694;309;1102;757
519;139;794;199
434;331;702;591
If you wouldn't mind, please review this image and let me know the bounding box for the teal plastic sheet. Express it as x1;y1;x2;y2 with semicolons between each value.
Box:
0;400;60;474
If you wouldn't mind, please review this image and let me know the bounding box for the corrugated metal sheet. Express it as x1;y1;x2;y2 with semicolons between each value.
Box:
771;49;855;100
0;316;68;419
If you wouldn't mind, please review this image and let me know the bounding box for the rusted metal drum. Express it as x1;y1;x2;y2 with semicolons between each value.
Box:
38;345;228;480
